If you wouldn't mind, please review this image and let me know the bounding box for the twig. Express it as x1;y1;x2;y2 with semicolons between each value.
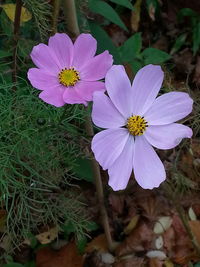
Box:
12;0;22;90
62;0;114;251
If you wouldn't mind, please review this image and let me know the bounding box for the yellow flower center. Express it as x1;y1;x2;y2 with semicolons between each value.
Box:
58;67;80;87
126;115;148;136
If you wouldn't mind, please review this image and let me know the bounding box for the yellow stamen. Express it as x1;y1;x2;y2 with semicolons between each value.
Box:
58;67;80;87
126;115;148;136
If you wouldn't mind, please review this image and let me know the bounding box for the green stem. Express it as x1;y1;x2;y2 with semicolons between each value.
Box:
63;0;80;37
12;0;22;90
62;0;114;251
52;0;61;34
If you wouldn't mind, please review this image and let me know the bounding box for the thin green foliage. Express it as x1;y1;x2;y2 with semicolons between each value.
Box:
0;78;89;249
23;0;52;41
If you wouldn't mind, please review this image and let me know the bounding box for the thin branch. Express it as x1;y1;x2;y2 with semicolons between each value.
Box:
62;0;114;251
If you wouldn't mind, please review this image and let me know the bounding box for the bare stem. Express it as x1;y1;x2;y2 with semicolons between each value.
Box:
63;0;80;37
52;0;61;34
85;113;114;251
12;0;22;90
62;0;114;251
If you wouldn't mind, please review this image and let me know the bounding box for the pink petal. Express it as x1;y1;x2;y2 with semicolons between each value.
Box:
63;87;87;105
75;80;105;101
131;65;164;115
133;136;166;189
105;65;132;117
108;135;134;191
27;68;58;90
79;51;113;81
48;33;73;69
73;34;97;69
92;92;126;129
39;86;65;107
144;123;193;150
144;92;193;125
92;128;129;170
30;44;60;74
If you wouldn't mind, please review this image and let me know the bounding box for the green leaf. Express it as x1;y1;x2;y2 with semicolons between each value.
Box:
85;221;99;231
73;158;93;182
178;8;198;21
192;22;200;55
141;48;171;65
170;33;187;55
119;33;142;62
77;236;87;254
89;0;128;31
89;21;122;64
0;50;11;59
129;60;143;74
62;222;76;237
108;0;133;10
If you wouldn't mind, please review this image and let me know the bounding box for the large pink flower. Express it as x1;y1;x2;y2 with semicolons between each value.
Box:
91;64;193;190
28;33;113;107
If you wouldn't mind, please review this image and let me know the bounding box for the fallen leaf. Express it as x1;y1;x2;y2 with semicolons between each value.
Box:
188;207;197;221
124;215;140;235
116;223;153;256
189;220;200;245
1;4;32;24
36;226;59;244
86;234;108;253
146;250;167;260
36;242;83;267
114;255;144;267
155;236;163;250
131;0;142;32
148;3;156;21
149;258;163;267
153;216;172;234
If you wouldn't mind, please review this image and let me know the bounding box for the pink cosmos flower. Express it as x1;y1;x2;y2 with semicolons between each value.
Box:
91;64;193;190
27;33;113;107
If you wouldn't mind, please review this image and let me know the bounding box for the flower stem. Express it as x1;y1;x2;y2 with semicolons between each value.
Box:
63;0;80;37
62;0;114;251
12;0;22;90
52;0;61;34
85;113;114;251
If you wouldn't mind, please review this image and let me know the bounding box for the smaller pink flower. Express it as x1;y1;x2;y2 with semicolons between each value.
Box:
91;64;193;190
27;33;113;107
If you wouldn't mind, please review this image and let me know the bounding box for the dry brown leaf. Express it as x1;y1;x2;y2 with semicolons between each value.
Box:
86;234;108;253
149;258;163;267
36;242;83;267
189;220;200;245
109;193;125;215
114;256;144;267
124;215;140;235
116;223;153;256
148;3;156;21
131;0;142;32
36;226;59;244
163;227;175;252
